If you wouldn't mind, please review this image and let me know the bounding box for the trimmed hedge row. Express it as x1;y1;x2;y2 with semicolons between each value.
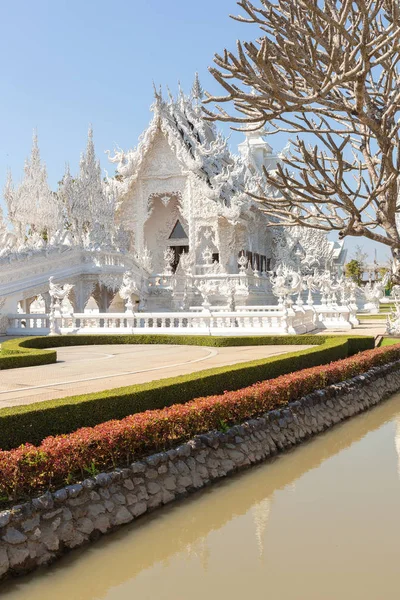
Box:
0;333;322;371
0;335;373;450
0;341;397;502
0;332;373;369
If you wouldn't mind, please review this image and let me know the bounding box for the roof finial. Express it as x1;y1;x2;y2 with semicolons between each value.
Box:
166;85;174;104
152;81;162;104
192;72;203;101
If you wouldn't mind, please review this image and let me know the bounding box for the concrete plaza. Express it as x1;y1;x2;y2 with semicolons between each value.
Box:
0;343;311;409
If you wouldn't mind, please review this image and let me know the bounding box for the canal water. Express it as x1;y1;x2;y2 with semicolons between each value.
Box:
3;392;400;600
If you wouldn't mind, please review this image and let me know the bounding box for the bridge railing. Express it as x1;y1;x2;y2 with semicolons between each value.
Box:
7;313;50;335
6;306;317;336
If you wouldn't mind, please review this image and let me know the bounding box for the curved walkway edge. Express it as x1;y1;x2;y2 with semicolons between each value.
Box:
1;359;399;581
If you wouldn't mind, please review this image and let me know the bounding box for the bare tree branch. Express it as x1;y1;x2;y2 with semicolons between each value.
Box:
206;0;400;277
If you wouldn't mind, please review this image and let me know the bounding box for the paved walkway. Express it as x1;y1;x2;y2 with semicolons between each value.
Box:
315;321;385;337
0;344;311;409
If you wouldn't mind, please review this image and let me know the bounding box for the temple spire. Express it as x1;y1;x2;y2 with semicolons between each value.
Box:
61;125;115;247
4;131;62;243
192;72;203;101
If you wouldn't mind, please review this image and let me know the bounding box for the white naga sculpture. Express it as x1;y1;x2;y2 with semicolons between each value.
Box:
363;273;389;314
48;276;74;335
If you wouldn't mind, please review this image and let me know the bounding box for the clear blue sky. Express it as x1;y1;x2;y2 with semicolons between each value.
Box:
0;0;387;263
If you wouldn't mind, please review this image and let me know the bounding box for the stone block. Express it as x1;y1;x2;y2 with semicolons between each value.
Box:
130;502;147;518
87;504;106;519
147;482;161;495
94;473;110;487
41;530;60;552
131;461;146;474
162;490;175;504
62;508;73;521
21;515;40;532
2;528;27;545
32;493;54;511
123;479;135;491
104;500;115;513
126;494;138;506
0;511;10;529
177;476;192;488
147;492;163;509
93;514;110;534
112;493;126;505
8;546;30;569
65;483;83;498
112;507;133;526
0;547;9;577
162;476;176;491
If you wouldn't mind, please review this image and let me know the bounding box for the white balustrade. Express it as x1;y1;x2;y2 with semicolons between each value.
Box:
314;305;353;330
6;306;319;336
7;313;50;335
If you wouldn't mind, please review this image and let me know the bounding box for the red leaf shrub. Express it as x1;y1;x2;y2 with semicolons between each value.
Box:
1;343;400;502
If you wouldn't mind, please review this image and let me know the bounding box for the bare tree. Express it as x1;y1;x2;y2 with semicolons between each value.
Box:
204;1;400;279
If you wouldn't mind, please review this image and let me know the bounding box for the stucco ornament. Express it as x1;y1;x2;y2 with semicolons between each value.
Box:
238;253;248;273
60;127;116;248
197;279;218;309
119;271;140;314
163;248;175;275
273;226;341;274
219;278;249;310
269;264;302;307
314;270;338;305
48;277;74;335
4;133;63;246
179;251;194;275
386;288;400;335
363;273;389;313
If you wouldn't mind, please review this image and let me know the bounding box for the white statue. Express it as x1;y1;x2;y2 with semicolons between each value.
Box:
269;264;302;307
163;247;175;275
364;272;389;314
119;271;139;314
48;276;74;335
386;288;400;335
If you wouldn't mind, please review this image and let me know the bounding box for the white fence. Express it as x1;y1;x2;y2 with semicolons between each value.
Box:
7;306;318;336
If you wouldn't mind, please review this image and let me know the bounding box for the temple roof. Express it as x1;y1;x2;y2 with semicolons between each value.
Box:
106;76;258;211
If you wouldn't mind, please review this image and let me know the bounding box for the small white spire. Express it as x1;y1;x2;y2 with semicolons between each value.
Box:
192;72;204;101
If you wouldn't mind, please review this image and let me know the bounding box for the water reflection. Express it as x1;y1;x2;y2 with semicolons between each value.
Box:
3;393;400;600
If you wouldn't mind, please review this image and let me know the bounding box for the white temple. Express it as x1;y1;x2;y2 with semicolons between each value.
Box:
0;76;347;335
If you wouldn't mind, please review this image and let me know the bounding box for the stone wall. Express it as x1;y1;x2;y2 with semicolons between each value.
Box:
1;360;400;580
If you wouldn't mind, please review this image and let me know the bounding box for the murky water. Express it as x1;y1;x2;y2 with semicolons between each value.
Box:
4;393;400;600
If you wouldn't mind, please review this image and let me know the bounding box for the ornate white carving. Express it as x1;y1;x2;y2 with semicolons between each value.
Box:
119;271;141;313
386;288;400;335
48;277;74;335
99;274;123;292
163;247;175;275
269;264;302;306
5;133;62;246
202;246;213;265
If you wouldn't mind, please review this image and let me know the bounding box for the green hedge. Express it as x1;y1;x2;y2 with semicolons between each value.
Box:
0;334;373;450
0;333;373;369
1;334;317;370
